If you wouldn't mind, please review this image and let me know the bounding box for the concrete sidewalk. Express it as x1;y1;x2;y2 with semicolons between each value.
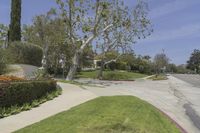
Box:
0;83;97;133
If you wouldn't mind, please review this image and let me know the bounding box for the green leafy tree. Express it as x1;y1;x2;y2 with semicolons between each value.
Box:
9;0;21;42
0;24;9;48
131;55;153;74
187;49;200;73
153;53;169;74
22;10;73;74
108;52;136;71
167;63;178;73
177;65;191;74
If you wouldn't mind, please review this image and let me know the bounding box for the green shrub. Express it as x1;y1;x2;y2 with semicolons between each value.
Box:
102;71;131;81
0;49;7;74
116;62;127;70
106;62;117;71
8;42;43;66
0;80;57;108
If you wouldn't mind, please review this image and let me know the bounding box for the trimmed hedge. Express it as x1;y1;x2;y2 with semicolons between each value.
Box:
8;42;43;66
0;80;57;108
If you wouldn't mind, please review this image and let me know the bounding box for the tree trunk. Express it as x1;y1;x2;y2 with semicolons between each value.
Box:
66;50;81;81
41;42;49;72
98;59;104;80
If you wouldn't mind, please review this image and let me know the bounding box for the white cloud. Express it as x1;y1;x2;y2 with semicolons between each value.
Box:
140;23;200;43
150;0;200;19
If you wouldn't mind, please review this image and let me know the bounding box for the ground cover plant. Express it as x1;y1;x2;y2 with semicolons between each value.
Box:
15;96;181;133
148;74;168;81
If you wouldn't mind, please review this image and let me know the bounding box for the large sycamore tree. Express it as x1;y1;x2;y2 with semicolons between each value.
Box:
9;0;21;42
95;1;152;78
56;0;152;80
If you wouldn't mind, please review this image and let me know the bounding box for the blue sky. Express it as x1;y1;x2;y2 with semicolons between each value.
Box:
1;0;200;65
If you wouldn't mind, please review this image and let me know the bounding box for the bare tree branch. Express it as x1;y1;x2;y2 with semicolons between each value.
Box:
104;54;122;65
80;24;113;50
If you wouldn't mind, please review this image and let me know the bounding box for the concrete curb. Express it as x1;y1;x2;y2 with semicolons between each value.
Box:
157;107;188;133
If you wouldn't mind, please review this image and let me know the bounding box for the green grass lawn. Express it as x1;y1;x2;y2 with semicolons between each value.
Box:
15;96;181;133
148;74;168;81
76;70;147;80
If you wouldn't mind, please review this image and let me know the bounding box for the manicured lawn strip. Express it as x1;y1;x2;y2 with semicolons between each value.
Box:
15;96;181;133
76;70;147;80
148;74;168;80
76;70;98;79
58;80;91;86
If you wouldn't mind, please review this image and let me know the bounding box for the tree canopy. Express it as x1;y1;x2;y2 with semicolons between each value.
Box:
187;49;200;73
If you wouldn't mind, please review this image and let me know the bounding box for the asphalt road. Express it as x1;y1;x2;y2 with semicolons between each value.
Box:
171;74;200;132
172;74;200;88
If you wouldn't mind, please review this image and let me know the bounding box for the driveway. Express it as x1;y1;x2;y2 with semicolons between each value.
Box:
6;64;38;78
79;76;200;133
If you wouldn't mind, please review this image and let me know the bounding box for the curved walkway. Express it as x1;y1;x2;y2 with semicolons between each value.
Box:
0;83;97;133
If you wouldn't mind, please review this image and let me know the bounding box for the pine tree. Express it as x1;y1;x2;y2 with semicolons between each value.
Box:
9;0;21;42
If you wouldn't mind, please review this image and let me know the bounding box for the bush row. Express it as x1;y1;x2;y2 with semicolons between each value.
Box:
0;80;57;108
8;41;43;66
0;86;62;118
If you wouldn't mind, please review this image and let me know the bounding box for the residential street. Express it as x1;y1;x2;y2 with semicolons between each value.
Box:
172;74;200;88
1;75;200;133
